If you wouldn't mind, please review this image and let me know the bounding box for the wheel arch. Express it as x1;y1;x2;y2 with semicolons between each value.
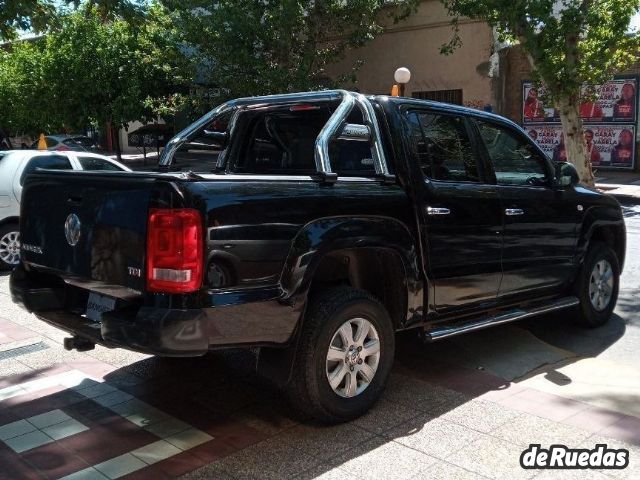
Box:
280;215;424;330
0;216;19;228
578;209;626;272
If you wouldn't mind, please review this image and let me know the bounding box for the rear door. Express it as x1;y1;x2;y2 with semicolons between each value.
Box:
473;119;579;298
404;108;503;314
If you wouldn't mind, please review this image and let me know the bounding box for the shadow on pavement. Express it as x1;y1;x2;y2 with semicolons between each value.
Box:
2;307;635;479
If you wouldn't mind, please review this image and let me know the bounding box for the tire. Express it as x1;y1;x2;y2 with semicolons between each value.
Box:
0;224;20;271
574;241;620;328
286;287;395;423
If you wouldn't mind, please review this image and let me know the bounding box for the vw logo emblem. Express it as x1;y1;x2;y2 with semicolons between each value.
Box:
64;214;82;246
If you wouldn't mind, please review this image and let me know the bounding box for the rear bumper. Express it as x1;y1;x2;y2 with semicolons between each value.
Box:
10;267;299;356
10;268;210;356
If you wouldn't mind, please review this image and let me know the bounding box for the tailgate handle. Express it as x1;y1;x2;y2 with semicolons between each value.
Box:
67;195;83;205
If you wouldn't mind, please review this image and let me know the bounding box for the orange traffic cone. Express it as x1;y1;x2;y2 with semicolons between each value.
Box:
37;133;47;150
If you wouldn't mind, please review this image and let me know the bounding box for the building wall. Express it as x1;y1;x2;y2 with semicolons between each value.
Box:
327;1;495;108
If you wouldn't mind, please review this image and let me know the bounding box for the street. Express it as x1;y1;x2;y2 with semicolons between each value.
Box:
0;201;638;480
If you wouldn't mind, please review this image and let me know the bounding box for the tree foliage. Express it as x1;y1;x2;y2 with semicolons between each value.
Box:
0;0;143;40
0;4;191;136
440;0;640;185
160;0;419;112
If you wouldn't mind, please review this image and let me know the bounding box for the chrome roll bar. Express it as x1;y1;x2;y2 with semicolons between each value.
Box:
159;90;391;181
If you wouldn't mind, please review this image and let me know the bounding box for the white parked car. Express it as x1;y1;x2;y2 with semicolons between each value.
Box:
0;150;131;269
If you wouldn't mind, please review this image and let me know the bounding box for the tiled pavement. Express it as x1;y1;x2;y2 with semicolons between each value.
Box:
1;277;639;479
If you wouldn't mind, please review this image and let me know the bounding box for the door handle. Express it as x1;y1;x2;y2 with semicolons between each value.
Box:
505;208;524;216
427;206;451;216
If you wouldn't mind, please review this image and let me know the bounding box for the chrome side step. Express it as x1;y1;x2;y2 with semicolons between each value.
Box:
423;296;580;342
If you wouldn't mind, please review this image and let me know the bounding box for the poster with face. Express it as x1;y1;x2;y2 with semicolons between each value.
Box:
580;78;638;122
522;77;638;124
522;84;557;123
524;125;636;169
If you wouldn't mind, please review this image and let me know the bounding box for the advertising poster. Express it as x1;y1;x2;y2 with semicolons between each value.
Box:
524;124;636;169
522;77;638;124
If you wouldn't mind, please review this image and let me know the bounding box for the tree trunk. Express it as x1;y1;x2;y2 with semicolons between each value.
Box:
114;125;122;162
556;97;594;187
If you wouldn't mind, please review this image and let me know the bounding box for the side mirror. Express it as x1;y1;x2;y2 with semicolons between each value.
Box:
554;161;579;188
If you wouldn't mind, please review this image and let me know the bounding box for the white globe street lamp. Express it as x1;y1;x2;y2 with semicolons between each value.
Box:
394;67;411;96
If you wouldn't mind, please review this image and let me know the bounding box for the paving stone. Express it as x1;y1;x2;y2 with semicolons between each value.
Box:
165;428;214;451
0;359;33;379
333;437;438;480
423;460;488;480
279;422;375;461
75;382;118;398
26;408;71;429
230;400;298;436
4;429;54;453
93;390;134;407
352;397;423;435
60;467;110;480
382;373;467;414
0;419;36;440
94;452;147;479
144;417;191;438
447;435;536;480
440;399;522;433
491;412;592;447
211;437;320;479
42;418;89;440
131;439;182;465
296;465;359;480
384;414;483;460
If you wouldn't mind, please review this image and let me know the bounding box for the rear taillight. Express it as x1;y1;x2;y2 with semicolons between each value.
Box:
55;145;71;151
146;208;203;293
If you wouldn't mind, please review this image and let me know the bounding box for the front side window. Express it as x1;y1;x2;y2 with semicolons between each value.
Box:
477;121;549;187
21;155;72;184
407;111;479;182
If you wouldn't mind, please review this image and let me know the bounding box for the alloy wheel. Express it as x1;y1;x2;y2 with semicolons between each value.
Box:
0;231;20;266
325;317;381;398
588;259;614;312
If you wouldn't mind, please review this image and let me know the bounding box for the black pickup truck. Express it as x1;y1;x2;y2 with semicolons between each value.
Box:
11;90;625;422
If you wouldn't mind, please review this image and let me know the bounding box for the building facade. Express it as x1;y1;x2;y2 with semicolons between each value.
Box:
327;1;497;110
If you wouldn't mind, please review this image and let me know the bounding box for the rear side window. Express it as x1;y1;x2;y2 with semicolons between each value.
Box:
77;156;121;171
233;106;332;175
20;155;73;185
407;111;479;182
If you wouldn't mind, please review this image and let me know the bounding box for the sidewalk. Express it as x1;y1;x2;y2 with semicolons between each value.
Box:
595;170;640;201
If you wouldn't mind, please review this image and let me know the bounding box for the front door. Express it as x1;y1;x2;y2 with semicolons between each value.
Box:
405;109;503;314
474;119;579;298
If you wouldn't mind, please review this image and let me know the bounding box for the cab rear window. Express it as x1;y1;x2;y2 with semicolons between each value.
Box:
20;155;73;185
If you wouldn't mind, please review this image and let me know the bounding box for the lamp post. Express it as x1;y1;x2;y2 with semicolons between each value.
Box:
394;67;411;97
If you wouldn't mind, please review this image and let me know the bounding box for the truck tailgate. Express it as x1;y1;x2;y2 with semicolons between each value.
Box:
20;171;158;298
